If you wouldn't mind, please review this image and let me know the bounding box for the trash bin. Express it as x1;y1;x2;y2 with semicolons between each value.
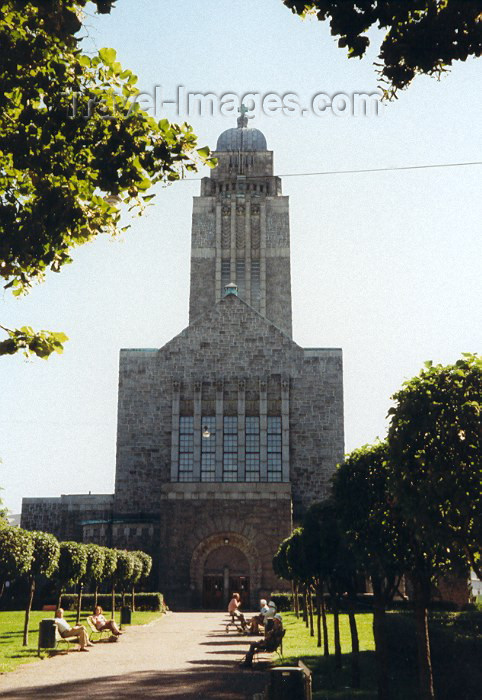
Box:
120;606;132;625
267;663;312;700
38;618;56;649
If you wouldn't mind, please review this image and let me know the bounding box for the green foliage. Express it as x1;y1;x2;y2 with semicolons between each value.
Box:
388;353;481;579
113;549;134;589
273;537;293;583
100;546;117;583
29;531;60;579
82;543;105;586
134;550;153;581
0;0;214;358
283;1;482;97
0;527;34;585
56;541;87;589
0;326;68;359
332;442;410;600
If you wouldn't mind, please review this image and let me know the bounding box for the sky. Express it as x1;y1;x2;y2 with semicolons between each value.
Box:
1;0;481;515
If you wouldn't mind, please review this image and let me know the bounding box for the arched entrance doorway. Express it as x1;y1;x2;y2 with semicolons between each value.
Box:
190;532;262;610
202;545;249;610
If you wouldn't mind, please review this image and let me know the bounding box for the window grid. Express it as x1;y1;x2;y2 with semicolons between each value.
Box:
201;416;216;482
179;417;194;482
245;416;260;482
223;416;238;482
267;416;282;482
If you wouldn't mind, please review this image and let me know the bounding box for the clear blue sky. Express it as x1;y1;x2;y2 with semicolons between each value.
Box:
1;0;481;514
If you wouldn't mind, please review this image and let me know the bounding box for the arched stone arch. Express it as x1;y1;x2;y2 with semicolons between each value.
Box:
190;532;262;606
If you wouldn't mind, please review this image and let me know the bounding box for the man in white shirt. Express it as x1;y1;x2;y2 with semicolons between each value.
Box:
54;608;91;651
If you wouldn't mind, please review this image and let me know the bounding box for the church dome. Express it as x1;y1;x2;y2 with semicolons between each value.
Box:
216;113;267;152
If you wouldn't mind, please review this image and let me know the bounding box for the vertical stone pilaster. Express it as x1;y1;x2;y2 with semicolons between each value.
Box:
170;380;180;481
281;377;290;482
215;380;224;481
260;201;267;316
193;381;202;481
215;202;222;301
245;199;251;304
237;380;246;481
259;379;268;481
230;200;236;283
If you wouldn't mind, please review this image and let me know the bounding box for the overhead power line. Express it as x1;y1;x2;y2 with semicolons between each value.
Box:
182;160;482;181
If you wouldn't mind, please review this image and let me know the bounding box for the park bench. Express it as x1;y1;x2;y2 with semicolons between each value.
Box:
86;615;114;642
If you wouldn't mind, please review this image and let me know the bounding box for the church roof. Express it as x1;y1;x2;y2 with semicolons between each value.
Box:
216;111;267;152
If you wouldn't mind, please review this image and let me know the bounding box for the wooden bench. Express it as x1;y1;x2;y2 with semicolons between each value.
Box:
54;628;79;651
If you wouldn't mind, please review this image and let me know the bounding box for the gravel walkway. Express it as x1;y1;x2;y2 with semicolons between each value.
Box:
0;613;269;699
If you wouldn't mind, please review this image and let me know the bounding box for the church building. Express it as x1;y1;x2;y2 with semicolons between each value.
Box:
21;114;344;609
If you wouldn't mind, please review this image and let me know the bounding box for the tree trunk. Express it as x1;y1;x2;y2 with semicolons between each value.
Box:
302;589;308;627
121;589;126;607
23;578;35;646
316;590;322;648
413;581;435;700
308;589;314;637
348;599;360;689
94;585;98;609
111;586;116;621
373;597;390;700
321;593;329;656
293;581;299;618
132;585;136;612
76;582;83;625
333;598;342;670
57;590;63;610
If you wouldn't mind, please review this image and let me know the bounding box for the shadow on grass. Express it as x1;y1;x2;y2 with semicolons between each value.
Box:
281;611;482;700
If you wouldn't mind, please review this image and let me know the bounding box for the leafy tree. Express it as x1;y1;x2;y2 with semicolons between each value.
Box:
22;531;60;646
0;526;34;597
0;485;8;526
332;442;411;700
282;1;482;97
114;550;135;607
130;550;152;612
304;501;360;685
76;543;105;623
99;547;118;616
387;354;480;700
273;537;300;617
55;540;87;608
0;1;212;358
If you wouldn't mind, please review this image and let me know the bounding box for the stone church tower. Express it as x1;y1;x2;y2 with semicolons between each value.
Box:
22;115;344;609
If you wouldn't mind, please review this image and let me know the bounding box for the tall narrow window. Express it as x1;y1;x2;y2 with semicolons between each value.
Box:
223;416;237;482
201;416;216;482
251;261;260;309
179;416;194;482
236;261;245;299
221;260;230;293
245;416;260;482
267;416;282;482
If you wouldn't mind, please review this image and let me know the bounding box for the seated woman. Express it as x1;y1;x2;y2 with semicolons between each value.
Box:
91;605;122;637
228;592;247;630
247;598;269;635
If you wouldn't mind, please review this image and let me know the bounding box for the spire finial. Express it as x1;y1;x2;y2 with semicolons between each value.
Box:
237;103;249;128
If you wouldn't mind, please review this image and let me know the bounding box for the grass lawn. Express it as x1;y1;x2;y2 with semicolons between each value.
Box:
277;610;482;700
0;609;164;674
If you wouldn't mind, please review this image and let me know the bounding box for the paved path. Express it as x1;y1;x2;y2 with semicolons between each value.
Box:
0;613;269;699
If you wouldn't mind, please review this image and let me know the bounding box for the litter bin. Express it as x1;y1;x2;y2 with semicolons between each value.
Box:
38;618;56;649
120;606;132;626
267;662;312;700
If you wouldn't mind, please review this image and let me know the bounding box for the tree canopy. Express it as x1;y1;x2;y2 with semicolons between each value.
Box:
282;1;482;97
0;0;212;358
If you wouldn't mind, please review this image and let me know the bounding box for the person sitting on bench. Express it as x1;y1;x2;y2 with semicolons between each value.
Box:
92;605;122;637
247;598;269;635
228;592;247;629
54;608;91;651
240;613;284;668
